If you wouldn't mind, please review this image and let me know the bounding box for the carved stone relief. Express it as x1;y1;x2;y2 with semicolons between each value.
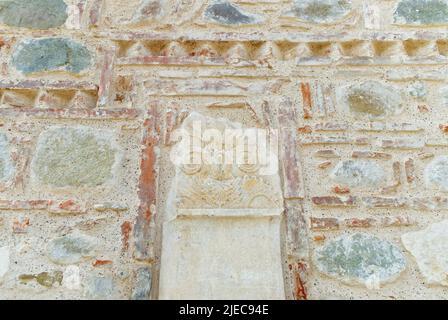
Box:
159;112;285;299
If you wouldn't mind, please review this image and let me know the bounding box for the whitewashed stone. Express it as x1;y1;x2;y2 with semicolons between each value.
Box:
62;265;81;290
425;156;448;191
0;246;9;281
159;113;285;299
330;160;385;188
314;233;406;287
402;220;448;286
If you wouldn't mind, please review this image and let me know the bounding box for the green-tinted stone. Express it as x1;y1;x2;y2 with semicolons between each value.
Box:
0;133;14;184
19;271;63;287
290;0;352;24
314;233;406;286
330;160;385;188
47;232;98;265
394;0;448;25
36;271;63;287
345;81;403;118
12;38;91;75
0;0;67;29
204;1;264;25
32;127;117;188
18;274;36;283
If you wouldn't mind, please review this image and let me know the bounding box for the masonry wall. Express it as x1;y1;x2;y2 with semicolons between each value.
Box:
1;0;448;300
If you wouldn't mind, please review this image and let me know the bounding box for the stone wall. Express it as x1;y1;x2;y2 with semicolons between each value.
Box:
0;0;448;300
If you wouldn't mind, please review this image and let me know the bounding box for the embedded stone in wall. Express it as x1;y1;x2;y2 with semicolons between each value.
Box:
0;0;68;29
343;81;403;119
0;246;9;282
286;0;353;24
0;134;15;186
47;232;98;265
424;156;448;191
204;1;264;26
402;220;448;286
62;266;80;290
19;271;63;288
132;267;152;300
12;38;92;74
86;276;115;299
394;0;448;25
32;127;118;188
313;233;406;287
159;112;285;299
130;0;163;24
330;160;385;188
408;81;427;100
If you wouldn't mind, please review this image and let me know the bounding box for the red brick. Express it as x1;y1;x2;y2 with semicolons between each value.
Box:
89;0;103;27
314;150;340;159
284;200;308;259
440;124;448;133
312;196;357;207
97;48;116;108
381;162;401;194
0;107;140;120
352;151;392;160
310;217;340;231
300;82;312;119
0;80;97;91
410;197;448;210
278;99;304;199
117;55;254;67
298;126;312;134
344;218;376;228
12;217;30;234
92;260;113;267
134;106;160;260
405;158;415;183
362;197;407;208
300;136;369;145
318;161;332;169
380;139;424;150
144;79;288;97
0;200;51;210
314;122;348;132
313;235;326;242
49;200;86;214
380;216;415;227
293;261;308;300
332;186;350;194
121;221;132;252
